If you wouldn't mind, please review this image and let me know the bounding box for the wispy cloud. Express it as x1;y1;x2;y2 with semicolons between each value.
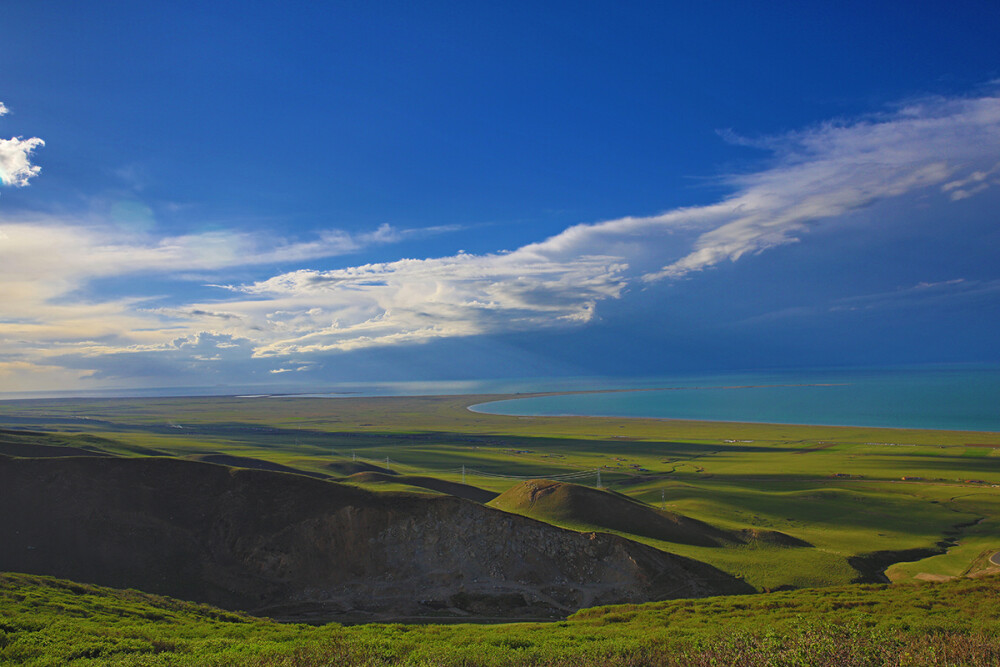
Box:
643;95;1000;279
438;95;1000;288
3;91;1000;386
0;218;467;379
0;220;453;298
737;278;1000;325
212;251;627;356
198;92;1000;358
941;162;1000;201
829;278;1000;312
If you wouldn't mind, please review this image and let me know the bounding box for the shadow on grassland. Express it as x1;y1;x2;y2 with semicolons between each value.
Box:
0;428;169;457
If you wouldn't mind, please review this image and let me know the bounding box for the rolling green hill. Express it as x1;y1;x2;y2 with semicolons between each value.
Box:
1;393;999;592
0;396;1000;636
488;479;732;547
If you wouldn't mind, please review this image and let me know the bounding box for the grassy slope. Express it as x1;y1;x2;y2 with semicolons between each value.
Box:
2;394;999;590
344;471;497;502
2;572;1000;666
488;479;732;547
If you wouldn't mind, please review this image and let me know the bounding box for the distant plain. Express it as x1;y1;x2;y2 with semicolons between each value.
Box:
2;392;998;591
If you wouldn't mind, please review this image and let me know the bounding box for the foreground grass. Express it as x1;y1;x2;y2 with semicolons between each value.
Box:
3;572;1000;666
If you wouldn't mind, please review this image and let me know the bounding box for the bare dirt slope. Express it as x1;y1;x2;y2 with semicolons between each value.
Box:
0;455;750;621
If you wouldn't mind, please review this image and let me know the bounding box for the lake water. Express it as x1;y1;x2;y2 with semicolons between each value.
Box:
470;366;1000;432
4;364;997;432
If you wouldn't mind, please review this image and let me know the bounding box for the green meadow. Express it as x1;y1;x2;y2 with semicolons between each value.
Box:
2;393;998;591
3;572;1000;666
1;393;999;664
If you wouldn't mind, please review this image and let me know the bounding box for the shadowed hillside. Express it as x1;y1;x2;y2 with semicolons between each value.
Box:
0;428;170;457
0;456;750;621
490;479;741;547
346;471;498;503
0;429;114;458
324;460;399;476
188;453;330;479
736;528;812;548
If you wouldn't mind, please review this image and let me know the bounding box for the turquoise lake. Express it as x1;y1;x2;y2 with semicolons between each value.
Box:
470;366;1000;432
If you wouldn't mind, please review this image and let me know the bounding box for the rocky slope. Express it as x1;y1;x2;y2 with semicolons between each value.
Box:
0;455;750;620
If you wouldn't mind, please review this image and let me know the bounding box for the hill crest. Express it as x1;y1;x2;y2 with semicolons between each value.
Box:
490;479;732;547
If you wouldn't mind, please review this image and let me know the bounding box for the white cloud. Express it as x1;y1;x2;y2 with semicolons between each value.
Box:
210;92;1000;356
0;219;467;381
479;95;1000;283
3;91;1000;388
0;136;45;187
0;102;44;187
638;96;1000;278
203;250;627;356
269;365;313;374
0;220;450;293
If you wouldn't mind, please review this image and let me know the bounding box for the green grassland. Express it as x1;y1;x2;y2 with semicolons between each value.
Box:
2;393;998;592
3;393;1000;664
2;572;1000;666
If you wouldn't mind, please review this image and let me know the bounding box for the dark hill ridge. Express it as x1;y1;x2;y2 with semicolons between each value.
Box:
0;428;111;458
0;428;171;458
0;440;109;459
188;453;330;479
0;456;750;621
489;480;798;548
324;460;399;476
346;471;498;503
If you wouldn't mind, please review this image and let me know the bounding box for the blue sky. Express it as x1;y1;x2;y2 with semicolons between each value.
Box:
1;1;999;394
